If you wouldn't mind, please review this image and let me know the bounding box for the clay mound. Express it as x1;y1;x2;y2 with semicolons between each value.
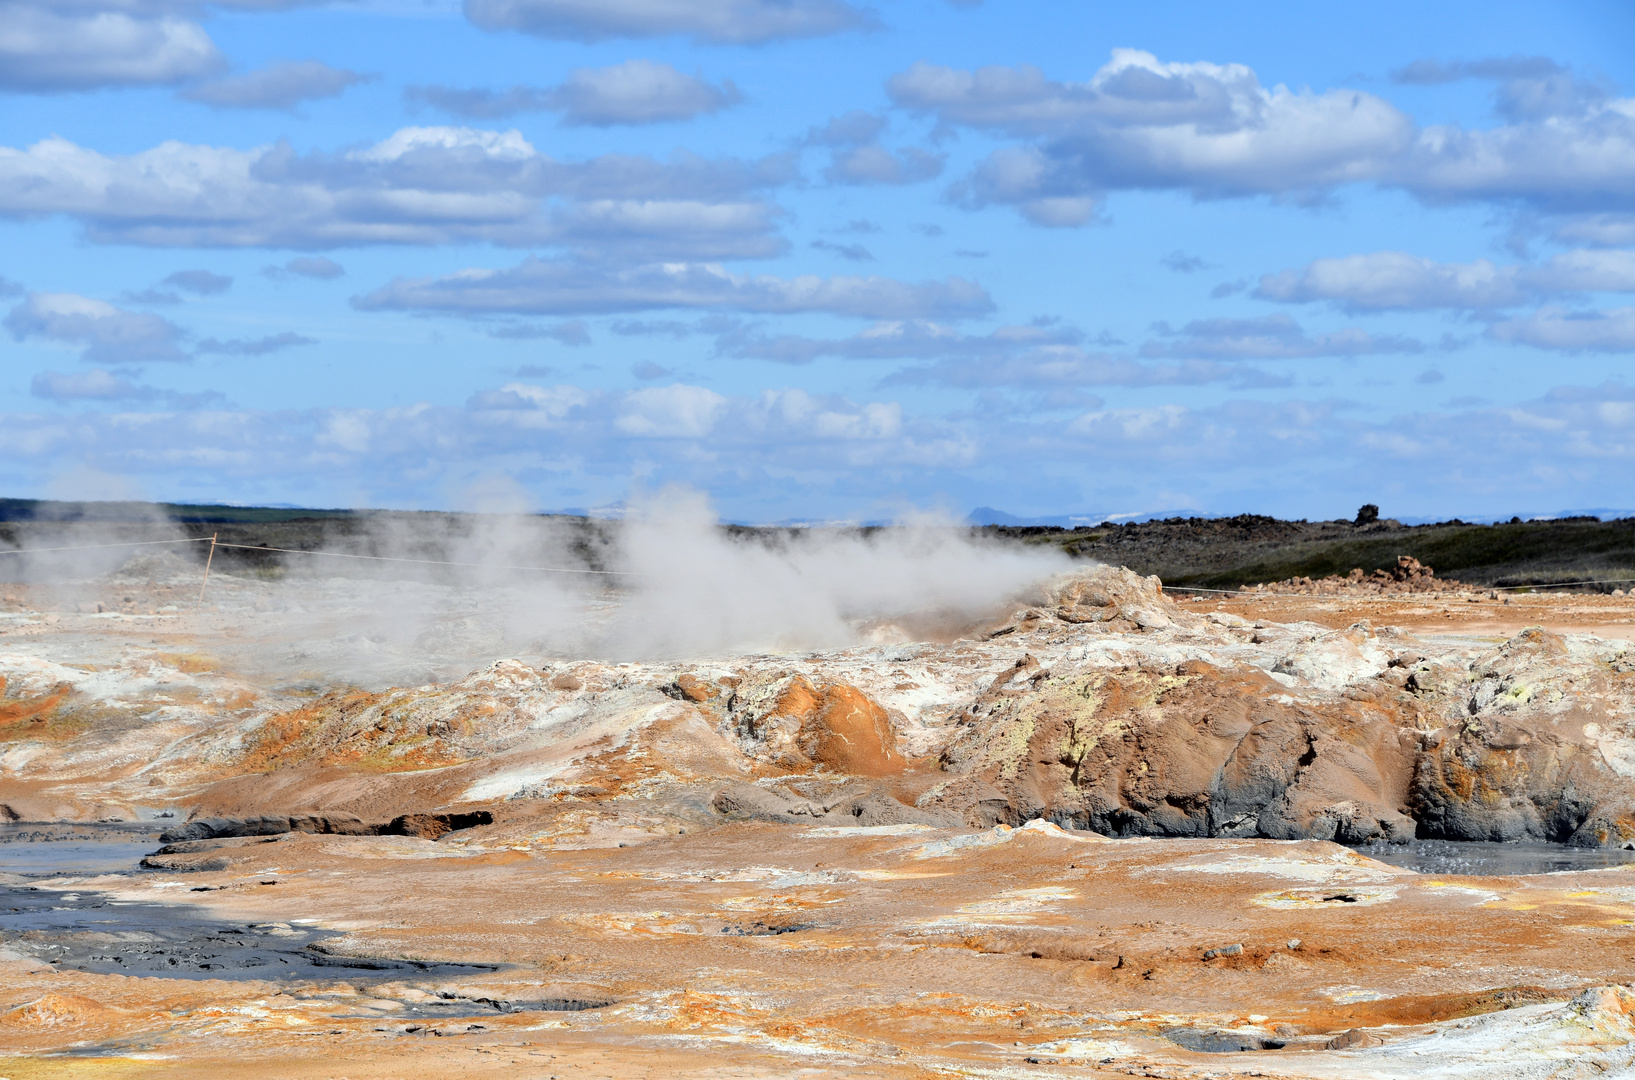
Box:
746;676;908;777
0;993;120;1028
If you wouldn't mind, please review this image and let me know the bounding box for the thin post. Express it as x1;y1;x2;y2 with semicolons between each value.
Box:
196;533;218;609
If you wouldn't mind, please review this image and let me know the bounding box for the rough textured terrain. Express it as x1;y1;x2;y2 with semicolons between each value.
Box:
4;555;1635;1076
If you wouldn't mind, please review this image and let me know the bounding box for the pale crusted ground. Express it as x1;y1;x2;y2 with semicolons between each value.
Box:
3;567;1635;1075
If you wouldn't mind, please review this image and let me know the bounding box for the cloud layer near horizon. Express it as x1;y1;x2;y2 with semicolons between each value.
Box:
3;3;1633;521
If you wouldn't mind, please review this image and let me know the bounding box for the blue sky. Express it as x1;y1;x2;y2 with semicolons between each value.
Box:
1;0;1632;522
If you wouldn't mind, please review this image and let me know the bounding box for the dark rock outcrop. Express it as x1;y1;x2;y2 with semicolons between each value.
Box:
159;812;372;843
380;811;495;840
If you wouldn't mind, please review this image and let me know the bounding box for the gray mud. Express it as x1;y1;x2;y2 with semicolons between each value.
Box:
0;886;506;980
0;823;166;877
1352;838;1635;875
0;825;504;981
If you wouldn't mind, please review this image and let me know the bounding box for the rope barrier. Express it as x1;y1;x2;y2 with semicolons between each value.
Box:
0;537;213;555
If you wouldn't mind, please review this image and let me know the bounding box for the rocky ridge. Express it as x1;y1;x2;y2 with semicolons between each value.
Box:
3;564;1634;849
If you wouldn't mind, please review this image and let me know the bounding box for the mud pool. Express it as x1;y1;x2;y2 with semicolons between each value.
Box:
1352;838;1635;876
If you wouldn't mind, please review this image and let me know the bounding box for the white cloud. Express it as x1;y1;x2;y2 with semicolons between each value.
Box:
406;61;738;125
548;60;739;126
4;292;188;362
182;60;371;111
281;256;345;279
1256;249;1635;312
30;368;151;401
467;382;591;415
1256;252;1528;310
890;49;1635;225
462;0;871;44
891;50;1413;205
616;384;727;437
164;269;232;294
1140;314;1421;359
0;2;221;91
1489;306;1635;352
355;258;994;320
0;128;789;256
823;144;943;186
195;331;314;355
4;379;1635;518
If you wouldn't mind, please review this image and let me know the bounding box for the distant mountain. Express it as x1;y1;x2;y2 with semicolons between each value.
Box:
966;507;1206;528
969;506;1635;529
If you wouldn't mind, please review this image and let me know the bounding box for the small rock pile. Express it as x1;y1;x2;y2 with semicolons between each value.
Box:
1245;556;1467;596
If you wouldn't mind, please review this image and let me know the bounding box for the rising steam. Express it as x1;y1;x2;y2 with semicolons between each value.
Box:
0;486;1073;688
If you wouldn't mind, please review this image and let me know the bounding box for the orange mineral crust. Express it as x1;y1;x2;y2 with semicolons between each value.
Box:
4;565;1635;1075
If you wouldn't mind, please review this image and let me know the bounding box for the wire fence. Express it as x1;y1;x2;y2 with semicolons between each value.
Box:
0;535;637;608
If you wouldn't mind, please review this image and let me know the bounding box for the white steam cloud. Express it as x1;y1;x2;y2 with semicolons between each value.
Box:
0;486;1072;688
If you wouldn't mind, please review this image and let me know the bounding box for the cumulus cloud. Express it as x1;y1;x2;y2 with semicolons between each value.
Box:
195;331;314;355
355;258;994;320
0;127;791;256
548;60;739;125
1256;249;1635;311
4;292;188;363
408;61;739;125
711;318;1278;389
1390;56;1563;86
824;144;943;186
1256;252;1528;310
489;319;592;345
404;84;553;119
1488;306;1635;352
30;368;152;401
1140;314;1422;359
800;109;943;186
164;269;232;294
462;0;873;44
0;2;222;92
6;372;1635;517
1554;214;1635;248
804;110;887;147
466;382;591;414
891;50;1412;213
809;239;873;261
715;318;1082;364
884;354;1269;391
616;384;727;436
278;256;345;279
182;60;371;111
890;48;1635;225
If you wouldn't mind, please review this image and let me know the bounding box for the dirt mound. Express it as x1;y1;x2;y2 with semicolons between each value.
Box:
0;993;121;1028
738;676;908;777
986;565;1190;635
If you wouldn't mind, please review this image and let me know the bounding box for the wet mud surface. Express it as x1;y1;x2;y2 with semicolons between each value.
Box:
1;883;507;981
1353;838;1635;876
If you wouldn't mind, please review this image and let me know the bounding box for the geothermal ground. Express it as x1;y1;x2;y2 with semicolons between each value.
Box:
4;543;1635;1077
